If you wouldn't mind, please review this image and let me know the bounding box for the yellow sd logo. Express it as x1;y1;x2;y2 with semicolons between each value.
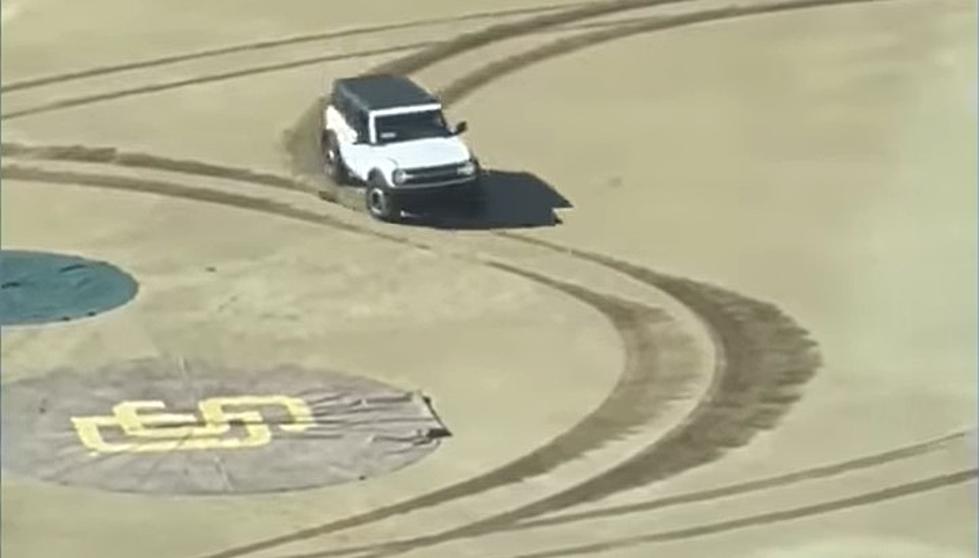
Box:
71;395;314;454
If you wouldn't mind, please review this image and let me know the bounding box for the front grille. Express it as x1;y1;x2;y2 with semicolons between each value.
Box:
403;163;466;185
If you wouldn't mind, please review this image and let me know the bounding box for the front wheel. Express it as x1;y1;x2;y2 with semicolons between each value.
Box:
365;181;401;222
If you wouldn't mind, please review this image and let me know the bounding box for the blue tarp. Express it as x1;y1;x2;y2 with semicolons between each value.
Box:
0;250;138;326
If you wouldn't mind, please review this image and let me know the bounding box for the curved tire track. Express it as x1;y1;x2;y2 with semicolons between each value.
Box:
0;16;667;123
3;151;827;558
0;162;705;558
0;164;412;246
300;240;825;558
0;2;580;93
1;142;308;191
8;151;886;558
435;0;904;106
0;43;430;121
366;0;690;76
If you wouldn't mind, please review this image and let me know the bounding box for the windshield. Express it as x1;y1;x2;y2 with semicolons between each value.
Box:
374;110;449;143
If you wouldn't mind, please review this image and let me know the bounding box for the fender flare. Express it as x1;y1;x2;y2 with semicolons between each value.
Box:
367;168;387;186
369;159;400;186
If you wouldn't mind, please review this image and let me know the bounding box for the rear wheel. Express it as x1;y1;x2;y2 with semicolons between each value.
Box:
323;131;350;185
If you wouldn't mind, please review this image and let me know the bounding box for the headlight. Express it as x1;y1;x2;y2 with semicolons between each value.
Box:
458;160;477;177
392;169;407;185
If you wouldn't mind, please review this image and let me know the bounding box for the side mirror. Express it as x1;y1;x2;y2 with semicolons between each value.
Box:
454;121;469;135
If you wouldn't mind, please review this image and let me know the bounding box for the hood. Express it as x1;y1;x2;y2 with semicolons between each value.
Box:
376;137;471;170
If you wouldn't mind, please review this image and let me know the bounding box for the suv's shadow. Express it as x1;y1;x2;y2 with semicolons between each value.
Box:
399;170;572;230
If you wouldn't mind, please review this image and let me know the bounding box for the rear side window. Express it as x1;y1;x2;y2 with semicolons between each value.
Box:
331;90;369;141
331;91;348;119
352;111;370;141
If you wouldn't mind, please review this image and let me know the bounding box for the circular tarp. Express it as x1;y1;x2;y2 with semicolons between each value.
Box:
0;250;138;326
1;358;449;495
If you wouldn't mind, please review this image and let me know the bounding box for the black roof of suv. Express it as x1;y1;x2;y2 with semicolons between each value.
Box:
333;74;439;112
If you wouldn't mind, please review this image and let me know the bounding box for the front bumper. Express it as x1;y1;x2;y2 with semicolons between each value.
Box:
390;175;480;198
387;177;481;211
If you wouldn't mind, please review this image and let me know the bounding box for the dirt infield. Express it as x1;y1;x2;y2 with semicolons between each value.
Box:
1;0;975;557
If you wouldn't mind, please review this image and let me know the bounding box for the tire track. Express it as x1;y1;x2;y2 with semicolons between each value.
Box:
0;162;704;558
434;0;906;107
506;428;974;531
0;43;429;121
284;239;825;558
255;428;973;558
0;17;661;123
508;469;978;558
1;142;308;192
366;0;690;76
0;2;580;93
0;164;407;244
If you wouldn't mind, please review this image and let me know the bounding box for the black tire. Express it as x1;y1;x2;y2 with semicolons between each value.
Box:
323;131;350;185
365;175;401;222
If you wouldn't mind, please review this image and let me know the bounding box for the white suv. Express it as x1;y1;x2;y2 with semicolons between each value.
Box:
321;74;484;222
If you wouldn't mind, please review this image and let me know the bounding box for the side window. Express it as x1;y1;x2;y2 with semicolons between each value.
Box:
331;92;366;141
353;111;370;143
329;89;369;143
333;94;348;122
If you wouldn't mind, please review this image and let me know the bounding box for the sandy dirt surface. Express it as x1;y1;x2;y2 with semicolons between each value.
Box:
1;0;975;557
